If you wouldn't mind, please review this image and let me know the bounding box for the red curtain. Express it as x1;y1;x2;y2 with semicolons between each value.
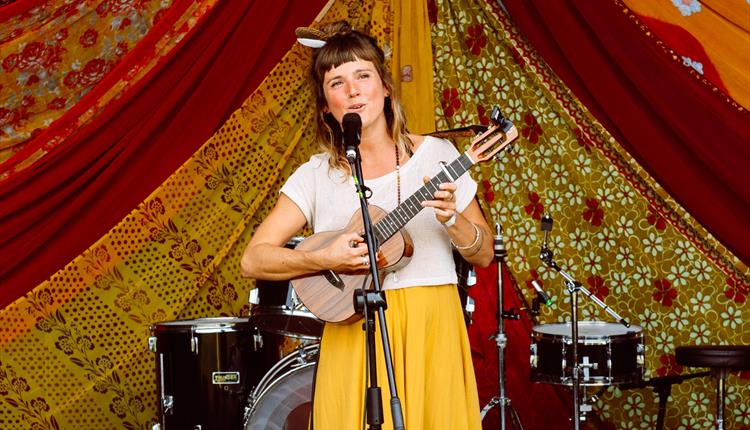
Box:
502;0;750;265
0;0;326;308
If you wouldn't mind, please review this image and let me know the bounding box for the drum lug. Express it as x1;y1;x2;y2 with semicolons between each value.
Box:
253;329;263;351
148;336;157;353
162;394;174;415
151;423;161;430
529;343;538;368
187;325;200;355
464;296;475;325
191;336;198;354
248;288;260;305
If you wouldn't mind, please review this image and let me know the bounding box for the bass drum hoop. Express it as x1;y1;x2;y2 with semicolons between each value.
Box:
244;344;319;429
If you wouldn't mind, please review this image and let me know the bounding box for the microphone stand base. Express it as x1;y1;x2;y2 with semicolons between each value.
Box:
480;396;525;430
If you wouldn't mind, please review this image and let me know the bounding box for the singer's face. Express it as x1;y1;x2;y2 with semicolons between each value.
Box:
322;58;388;133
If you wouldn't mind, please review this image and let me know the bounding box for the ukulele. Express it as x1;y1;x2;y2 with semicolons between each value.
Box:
291;107;519;323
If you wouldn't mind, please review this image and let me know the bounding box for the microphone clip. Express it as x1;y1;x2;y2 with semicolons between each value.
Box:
493;222;506;260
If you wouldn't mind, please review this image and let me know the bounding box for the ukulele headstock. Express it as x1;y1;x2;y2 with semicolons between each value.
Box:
467;106;518;164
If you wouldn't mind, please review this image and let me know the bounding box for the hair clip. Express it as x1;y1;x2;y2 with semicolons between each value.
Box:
295;27;327;48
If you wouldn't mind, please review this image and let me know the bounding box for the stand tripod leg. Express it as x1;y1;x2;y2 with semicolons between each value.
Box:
480;397;524;430
508;401;524;430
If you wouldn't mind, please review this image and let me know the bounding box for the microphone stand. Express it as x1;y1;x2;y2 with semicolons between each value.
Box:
347;144;405;430
540;235;629;430
480;223;524;430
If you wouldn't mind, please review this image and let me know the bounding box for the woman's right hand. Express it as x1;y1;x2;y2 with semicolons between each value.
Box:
317;232;374;272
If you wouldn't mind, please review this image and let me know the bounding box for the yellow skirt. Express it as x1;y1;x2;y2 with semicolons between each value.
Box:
311;284;482;430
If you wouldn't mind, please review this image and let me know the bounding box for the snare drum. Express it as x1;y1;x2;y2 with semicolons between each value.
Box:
249;237;324;339
530;321;644;386
244;344;319;429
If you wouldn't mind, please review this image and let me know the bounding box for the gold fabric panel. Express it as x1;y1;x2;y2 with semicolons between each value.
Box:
392;0;437;134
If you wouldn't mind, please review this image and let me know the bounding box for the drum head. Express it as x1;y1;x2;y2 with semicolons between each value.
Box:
533;321;642;340
245;364;314;430
249;312;323;339
154;317;254;333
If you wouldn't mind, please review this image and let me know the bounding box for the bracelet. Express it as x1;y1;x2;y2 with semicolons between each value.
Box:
461;228;484;258
451;222;481;251
441;213;457;228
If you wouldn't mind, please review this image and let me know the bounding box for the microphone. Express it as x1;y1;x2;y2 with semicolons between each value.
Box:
530;279;552;306
342;113;361;161
539;213;553;263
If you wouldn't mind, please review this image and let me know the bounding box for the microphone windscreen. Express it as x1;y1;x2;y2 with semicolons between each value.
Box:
342;113;362;148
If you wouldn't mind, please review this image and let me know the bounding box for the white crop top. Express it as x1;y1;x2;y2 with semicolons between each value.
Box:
280;136;478;290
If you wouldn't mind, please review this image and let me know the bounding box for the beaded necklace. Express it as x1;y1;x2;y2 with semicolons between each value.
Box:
395;144;401;205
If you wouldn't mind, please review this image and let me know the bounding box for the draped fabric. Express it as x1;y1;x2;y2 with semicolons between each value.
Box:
435;0;747;427
623;0;750;110
0;0;187;166
0;0;748;429
501;0;750;267
0;0;327;309
392;0;437;134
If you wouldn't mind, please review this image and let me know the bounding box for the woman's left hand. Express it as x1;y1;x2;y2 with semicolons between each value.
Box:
420;176;457;224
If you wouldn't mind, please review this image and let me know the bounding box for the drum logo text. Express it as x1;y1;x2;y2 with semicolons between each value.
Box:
212;372;240;384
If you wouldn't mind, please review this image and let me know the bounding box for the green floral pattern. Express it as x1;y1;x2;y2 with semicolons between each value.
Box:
429;0;749;427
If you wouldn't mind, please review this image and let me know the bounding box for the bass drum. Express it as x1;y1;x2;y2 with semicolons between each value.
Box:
244;344;319;430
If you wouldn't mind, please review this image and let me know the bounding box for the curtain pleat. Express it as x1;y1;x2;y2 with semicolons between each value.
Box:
502;0;750;265
0;0;328;308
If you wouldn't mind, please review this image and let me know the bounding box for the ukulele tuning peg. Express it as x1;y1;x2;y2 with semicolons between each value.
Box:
489;106;502;123
489;106;514;133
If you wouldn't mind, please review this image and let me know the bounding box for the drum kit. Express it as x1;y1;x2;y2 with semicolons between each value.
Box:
148;218;648;430
477;216;647;430
149;238;322;430
149;287;320;429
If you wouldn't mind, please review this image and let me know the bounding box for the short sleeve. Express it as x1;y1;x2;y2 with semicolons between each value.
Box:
279;159;317;226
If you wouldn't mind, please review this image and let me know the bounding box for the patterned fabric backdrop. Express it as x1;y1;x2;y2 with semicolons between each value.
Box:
0;0;216;175
0;1;393;428
0;0;748;429
429;0;749;428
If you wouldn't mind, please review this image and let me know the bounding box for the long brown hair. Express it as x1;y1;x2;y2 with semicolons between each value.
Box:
309;21;412;173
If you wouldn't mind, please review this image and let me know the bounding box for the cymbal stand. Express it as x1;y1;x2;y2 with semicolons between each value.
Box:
480;223;524;430
539;218;629;430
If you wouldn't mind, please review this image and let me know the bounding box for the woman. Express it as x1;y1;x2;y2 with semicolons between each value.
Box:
241;21;492;429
